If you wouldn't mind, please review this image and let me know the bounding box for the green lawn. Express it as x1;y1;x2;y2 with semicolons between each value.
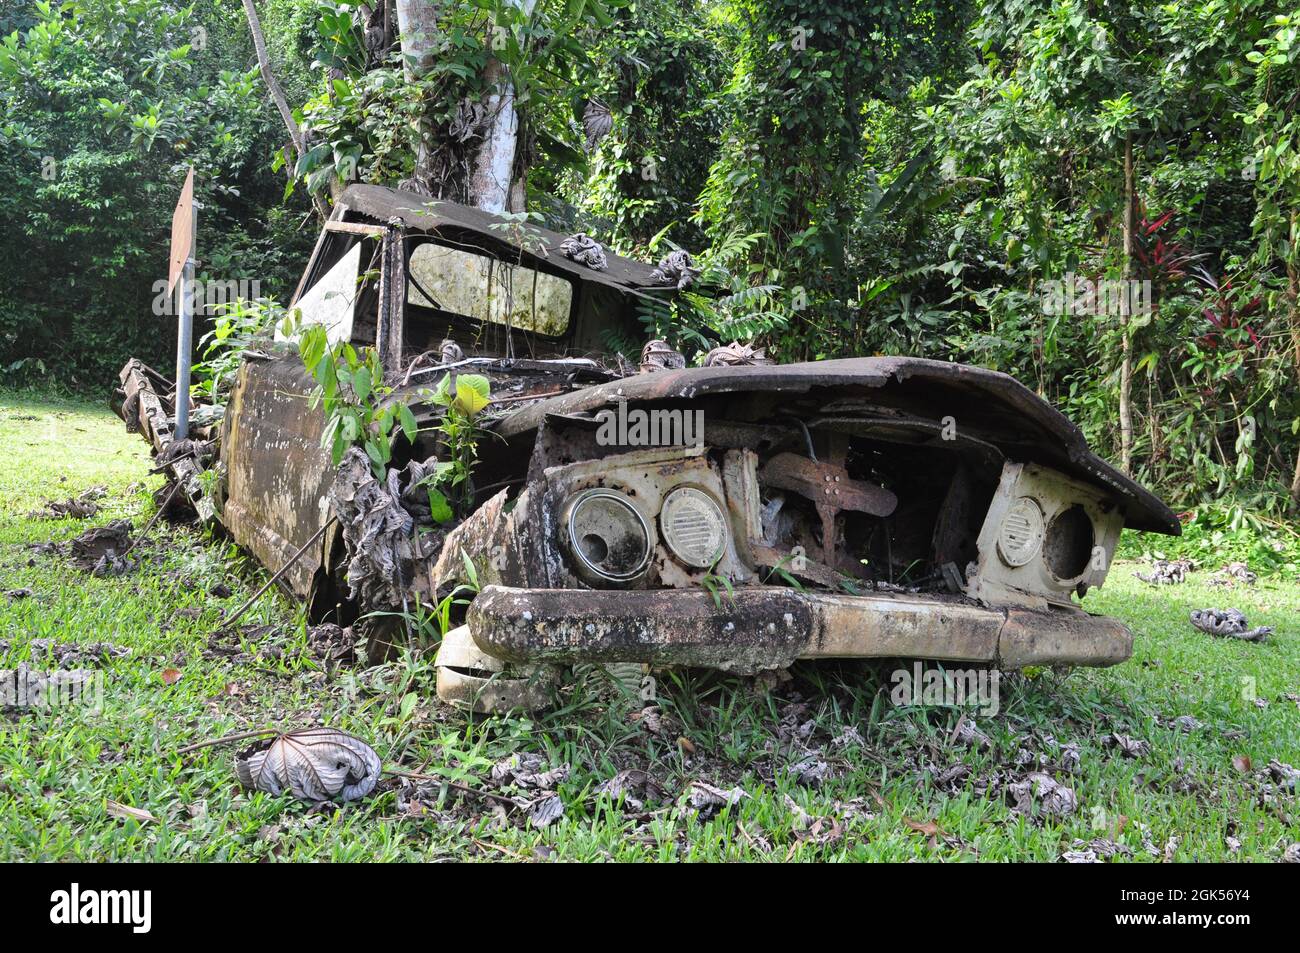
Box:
1;391;1297;861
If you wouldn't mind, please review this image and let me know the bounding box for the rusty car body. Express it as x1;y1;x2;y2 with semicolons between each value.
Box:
118;184;1179;710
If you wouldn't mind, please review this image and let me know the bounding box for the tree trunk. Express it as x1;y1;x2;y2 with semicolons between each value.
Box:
1291;444;1300;508
1288;208;1300;507
241;0;301;156
1119;135;1135;475
393;0;442;192
241;0;327;217
467;0;537;213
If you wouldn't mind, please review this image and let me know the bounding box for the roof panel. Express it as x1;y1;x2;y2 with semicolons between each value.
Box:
340;184;670;292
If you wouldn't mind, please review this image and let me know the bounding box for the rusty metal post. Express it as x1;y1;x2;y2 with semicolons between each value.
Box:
174;196;198;440
376;228;405;379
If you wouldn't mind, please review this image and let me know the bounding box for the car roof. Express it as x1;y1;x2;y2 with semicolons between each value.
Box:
340;184;670;293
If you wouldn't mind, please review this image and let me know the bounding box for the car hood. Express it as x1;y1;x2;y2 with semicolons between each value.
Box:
492;356;1180;535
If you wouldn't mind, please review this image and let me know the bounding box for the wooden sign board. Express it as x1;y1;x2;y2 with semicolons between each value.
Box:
167;167;195;295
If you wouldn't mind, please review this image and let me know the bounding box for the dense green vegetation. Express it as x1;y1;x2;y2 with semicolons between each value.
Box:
2;0;1298;515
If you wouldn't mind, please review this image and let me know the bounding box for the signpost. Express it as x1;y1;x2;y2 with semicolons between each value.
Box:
168;168;197;440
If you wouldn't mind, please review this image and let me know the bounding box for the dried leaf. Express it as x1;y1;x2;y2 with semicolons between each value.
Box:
1062;850;1100;863
1008;772;1078;818
1106;733;1150;758
903;816;946;837
787;755;830;787
595;769;661;812
831;726;864;750
684;781;747;817
528;795;564;828
951;716;991;750
1266;759;1299;791
106;800;158;824
235;728;381;802
1190;608;1271;642
490;753;570;790
582;99;613;151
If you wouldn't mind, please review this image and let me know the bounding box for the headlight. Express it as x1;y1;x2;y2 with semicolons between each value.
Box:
997;496;1044;567
563;488;652;582
1043;504;1094;581
660;486;727;569
972;462;1121;607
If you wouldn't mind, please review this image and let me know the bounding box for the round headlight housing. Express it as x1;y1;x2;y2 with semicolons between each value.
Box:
1044;504;1094;581
997;496;1044;567
660;486;728;569
563;488;652;583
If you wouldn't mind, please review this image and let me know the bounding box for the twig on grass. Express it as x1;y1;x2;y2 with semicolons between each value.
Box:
384;767;523;808
175;728;281;756
122;480;181;556
220;517;336;630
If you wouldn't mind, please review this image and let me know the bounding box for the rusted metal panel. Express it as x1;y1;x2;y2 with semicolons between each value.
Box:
290;203;350;307
434;624;557;713
119;359;175;453
469;585;813;672
341;184;668;292
967;461;1126;609
166;167;194;295
468;584;1133;672
492;357;1180;535
760;450;897;568
117;359;204;505
221;356;335;598
324;219;385;237
378;227;405;377
999;608;1132;668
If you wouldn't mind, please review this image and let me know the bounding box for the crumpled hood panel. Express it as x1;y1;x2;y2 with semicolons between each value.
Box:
493;356;1179;535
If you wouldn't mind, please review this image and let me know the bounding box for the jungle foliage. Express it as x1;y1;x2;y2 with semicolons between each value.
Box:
2;0;1298;514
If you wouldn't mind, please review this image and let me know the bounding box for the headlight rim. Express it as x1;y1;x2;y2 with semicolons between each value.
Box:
996;495;1045;568
562;486;654;583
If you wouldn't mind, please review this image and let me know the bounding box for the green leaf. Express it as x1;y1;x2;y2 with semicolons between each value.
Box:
399;692;417;720
460;549;480;590
398;403;418;441
353;365;372;402
453;374;491;416
294;142;331;177
427;487;454;524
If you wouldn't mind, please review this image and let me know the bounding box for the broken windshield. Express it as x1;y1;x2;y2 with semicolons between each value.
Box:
406;241;573;337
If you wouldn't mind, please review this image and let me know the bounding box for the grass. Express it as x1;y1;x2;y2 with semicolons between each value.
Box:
1;389;1297;862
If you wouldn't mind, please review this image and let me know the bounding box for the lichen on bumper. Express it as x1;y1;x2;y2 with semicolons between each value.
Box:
468;584;1133;673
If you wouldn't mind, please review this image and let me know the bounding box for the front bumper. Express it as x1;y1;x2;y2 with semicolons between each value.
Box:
467;585;1132;674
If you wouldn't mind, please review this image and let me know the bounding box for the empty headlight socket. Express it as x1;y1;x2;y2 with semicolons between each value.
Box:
967;461;1124;609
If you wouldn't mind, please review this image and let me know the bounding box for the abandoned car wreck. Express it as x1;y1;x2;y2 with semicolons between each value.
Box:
116;184;1180;711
